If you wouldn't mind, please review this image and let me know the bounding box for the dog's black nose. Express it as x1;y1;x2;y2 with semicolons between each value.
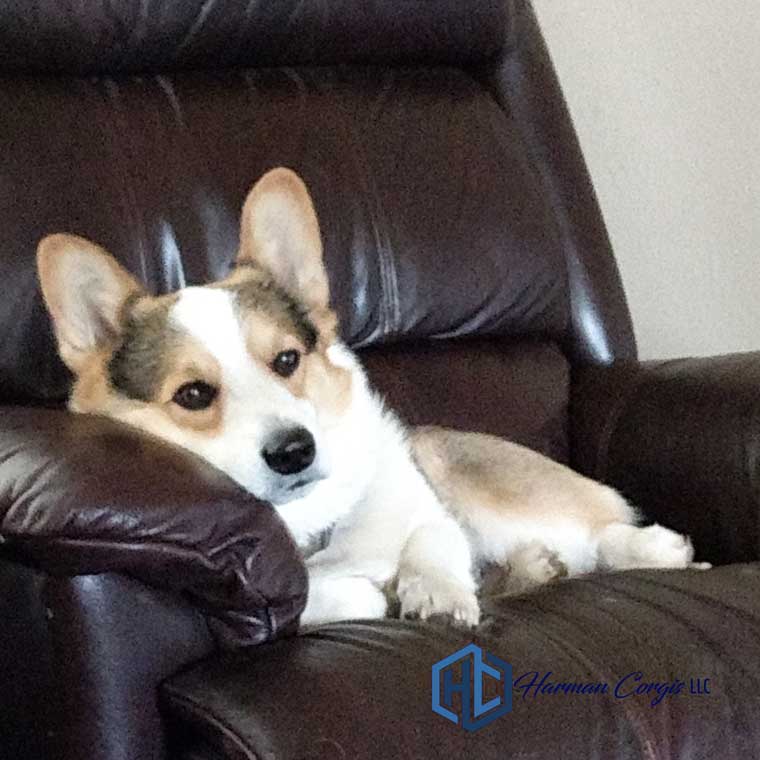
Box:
262;427;316;475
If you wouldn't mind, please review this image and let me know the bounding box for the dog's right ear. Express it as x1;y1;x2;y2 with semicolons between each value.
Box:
237;168;329;314
37;234;143;373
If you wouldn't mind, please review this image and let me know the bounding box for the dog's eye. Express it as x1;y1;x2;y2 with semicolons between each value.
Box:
172;381;218;411
272;349;301;378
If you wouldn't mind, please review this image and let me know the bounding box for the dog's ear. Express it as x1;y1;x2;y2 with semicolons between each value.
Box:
237;168;329;312
37;234;143;373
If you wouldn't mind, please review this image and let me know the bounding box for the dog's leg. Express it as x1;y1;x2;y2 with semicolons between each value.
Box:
485;541;568;597
297;545;395;626
300;573;388;627
597;522;711;570
301;534;396;626
396;516;480;626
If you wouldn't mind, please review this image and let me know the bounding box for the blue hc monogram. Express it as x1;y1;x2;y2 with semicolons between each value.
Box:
432;644;512;731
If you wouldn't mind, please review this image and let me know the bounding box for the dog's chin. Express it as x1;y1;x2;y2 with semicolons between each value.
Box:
262;475;323;507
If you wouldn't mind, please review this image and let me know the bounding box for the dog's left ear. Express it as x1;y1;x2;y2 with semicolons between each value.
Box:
238;168;329;313
37;234;143;373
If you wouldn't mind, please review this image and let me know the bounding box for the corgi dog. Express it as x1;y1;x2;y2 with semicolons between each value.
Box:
37;168;708;627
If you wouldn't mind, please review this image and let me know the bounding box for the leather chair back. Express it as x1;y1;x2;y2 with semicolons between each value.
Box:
0;1;634;462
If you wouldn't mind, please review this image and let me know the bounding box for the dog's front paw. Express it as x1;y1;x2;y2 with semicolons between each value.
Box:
397;574;480;627
301;576;388;627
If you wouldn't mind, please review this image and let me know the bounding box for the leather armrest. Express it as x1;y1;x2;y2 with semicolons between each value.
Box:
0;406;307;647
162;565;760;759
571;353;760;565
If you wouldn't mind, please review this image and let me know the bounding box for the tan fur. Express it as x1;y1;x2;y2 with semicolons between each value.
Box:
127;291;179;325
412;426;632;536
68;349;119;414
68;342;222;435
302;351;353;418
241;309;350;415
242;310;301;371
157;337;223;434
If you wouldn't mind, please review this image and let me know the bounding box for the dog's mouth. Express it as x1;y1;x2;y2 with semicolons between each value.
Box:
268;471;325;505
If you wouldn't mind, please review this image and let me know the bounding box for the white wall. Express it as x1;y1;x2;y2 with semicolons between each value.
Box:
533;1;760;360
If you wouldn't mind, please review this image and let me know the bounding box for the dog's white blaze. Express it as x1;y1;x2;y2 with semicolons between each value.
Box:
170;287;251;380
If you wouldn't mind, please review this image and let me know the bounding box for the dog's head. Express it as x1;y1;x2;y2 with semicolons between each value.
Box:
37;168;354;505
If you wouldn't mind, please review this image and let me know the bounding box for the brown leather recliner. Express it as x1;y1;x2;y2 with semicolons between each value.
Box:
2;2;759;759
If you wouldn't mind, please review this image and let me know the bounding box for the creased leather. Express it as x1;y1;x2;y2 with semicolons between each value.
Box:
162;565;760;759
0;407;308;648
